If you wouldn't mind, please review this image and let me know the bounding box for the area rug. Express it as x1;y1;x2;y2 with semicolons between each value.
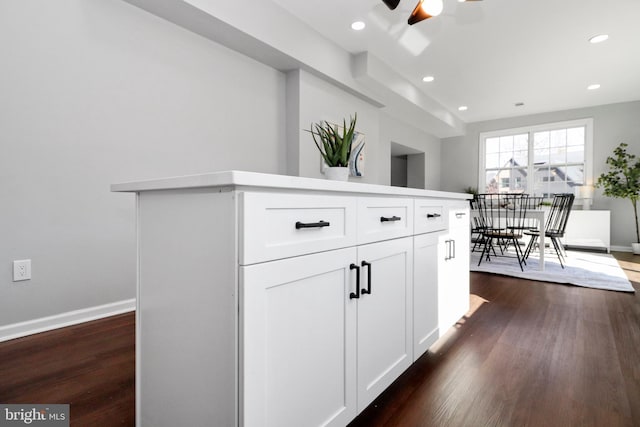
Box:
470;249;635;293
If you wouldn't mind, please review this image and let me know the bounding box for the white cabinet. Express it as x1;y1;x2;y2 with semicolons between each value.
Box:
412;232;441;360
355;237;413;410
242;237;413;425
112;171;470;427
413;202;470;358
438;203;470;333
356;197;414;244
241;192;357;264
561;210;610;252
414;199;447;235
241;248;357;427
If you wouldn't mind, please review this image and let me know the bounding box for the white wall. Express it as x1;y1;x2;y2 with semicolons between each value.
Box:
0;0;285;327
287;70;442;187
440;100;640;248
380;114;441;189
295;70;382;184
1;0;446;332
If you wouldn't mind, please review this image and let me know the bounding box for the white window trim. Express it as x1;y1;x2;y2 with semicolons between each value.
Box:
478;118;594;199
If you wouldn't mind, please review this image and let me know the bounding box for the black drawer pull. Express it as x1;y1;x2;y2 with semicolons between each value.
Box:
295;220;330;229
361;261;372;295
380;216;401;222
349;264;360;299
427;213;442;218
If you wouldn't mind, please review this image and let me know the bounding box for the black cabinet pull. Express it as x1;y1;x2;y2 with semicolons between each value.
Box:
361;261;372;295
380;216;401;222
295;220;330;229
349;264;360;299
427;213;442;218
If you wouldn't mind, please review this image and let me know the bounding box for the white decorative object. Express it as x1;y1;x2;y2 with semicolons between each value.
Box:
561;210;610;253
325;166;349;181
349;132;366;177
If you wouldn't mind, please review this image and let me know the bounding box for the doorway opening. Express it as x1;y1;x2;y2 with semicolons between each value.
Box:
390;142;425;189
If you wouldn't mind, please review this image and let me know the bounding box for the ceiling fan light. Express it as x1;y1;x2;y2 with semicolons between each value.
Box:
382;0;401;10
422;0;443;17
408;0;443;25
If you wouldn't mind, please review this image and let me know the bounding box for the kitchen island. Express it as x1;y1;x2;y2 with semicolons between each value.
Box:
112;171;471;427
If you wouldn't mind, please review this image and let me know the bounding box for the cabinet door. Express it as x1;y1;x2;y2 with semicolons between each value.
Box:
448;209;470;325
438;206;470;335
413;233;440;360
241;247;357;427
356;237;413;411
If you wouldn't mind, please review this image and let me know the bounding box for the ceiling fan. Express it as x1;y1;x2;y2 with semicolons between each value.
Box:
382;0;483;25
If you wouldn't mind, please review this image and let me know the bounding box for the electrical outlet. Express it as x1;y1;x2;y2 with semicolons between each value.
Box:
13;259;31;282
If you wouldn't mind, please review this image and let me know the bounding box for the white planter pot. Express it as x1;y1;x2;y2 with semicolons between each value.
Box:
632;243;640;255
325;166;349;181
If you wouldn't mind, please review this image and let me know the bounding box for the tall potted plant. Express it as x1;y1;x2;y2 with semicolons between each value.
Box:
596;142;640;254
307;113;358;181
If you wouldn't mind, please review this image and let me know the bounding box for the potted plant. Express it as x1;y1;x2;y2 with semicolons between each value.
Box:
596;142;640;254
462;186;478;196
307;113;358;181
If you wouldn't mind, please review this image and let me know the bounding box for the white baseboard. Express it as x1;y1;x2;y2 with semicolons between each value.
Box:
611;245;633;253
0;299;136;343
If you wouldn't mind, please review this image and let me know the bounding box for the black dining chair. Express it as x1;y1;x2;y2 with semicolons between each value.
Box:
476;193;530;271
469;196;488;253
523;193;575;268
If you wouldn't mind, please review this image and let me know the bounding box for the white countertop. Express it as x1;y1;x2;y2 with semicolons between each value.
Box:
111;170;471;200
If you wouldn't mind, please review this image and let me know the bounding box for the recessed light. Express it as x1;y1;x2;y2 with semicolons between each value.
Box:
587;84;601;90
589;34;609;44
422;76;435;82
458;106;468;111
351;21;365;31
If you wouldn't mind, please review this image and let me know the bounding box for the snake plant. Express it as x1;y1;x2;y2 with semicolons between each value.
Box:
307;113;358;167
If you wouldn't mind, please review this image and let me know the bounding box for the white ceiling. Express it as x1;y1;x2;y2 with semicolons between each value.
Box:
272;0;640;123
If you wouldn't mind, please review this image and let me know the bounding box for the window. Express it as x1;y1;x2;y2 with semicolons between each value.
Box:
479;119;593;197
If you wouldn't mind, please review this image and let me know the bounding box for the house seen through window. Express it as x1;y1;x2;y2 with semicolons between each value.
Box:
480;119;593;198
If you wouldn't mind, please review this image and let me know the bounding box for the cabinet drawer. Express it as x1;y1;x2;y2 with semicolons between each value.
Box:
356;197;413;244
240;192;356;265
414;200;448;234
448;203;470;230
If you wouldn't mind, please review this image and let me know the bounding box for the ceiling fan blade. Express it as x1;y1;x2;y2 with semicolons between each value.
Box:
382;0;401;9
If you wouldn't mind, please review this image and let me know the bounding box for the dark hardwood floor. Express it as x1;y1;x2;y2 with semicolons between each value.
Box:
350;252;640;427
1;252;639;427
0;312;135;426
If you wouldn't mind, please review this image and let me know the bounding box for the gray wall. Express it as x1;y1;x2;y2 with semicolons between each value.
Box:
1;0;444;329
441;100;640;248
1;0;286;326
390;156;408;187
380;114;441;189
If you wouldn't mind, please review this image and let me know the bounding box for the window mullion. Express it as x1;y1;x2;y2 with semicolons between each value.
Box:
528;130;534;196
